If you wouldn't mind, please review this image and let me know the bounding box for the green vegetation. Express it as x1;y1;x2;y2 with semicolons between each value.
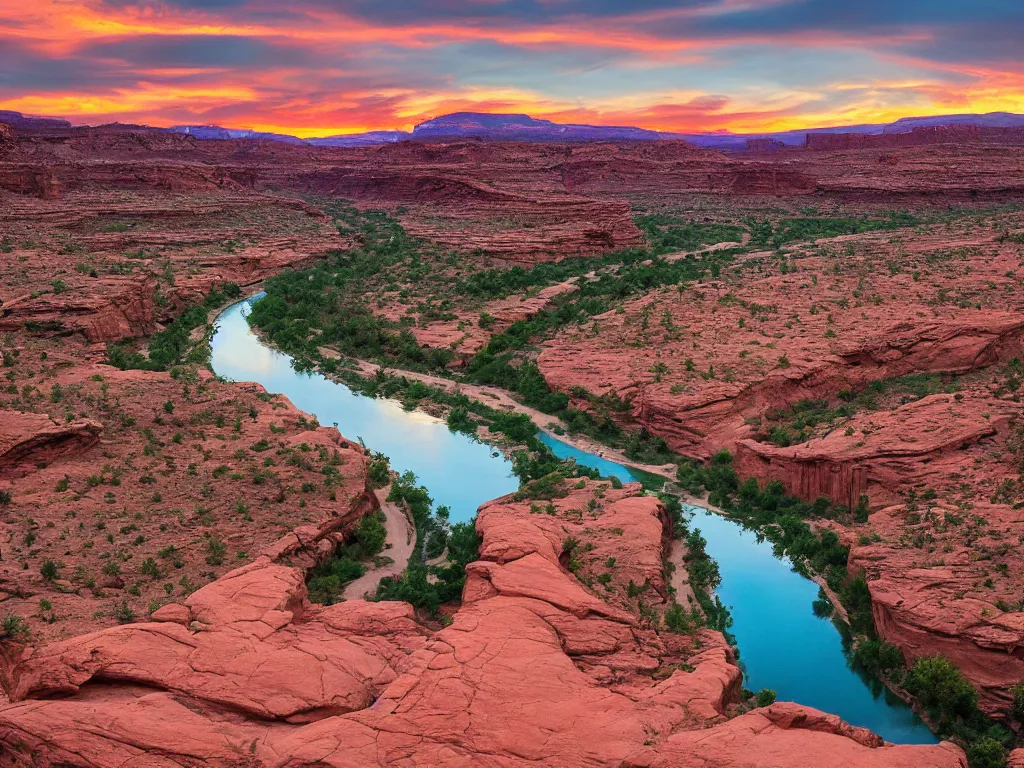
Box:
676;451;868;631
1;614;29;640
107;282;241;371
374;471;481;617
746;213;918;248
635;216;746;253
676;450;1017;765
307;511;389;605
679;523;733;637
903;656;1012;767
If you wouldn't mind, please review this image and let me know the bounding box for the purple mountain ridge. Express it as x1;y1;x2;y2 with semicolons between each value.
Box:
4;109;1024;150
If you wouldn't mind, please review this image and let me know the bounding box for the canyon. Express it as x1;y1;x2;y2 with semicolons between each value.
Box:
2;114;1024;765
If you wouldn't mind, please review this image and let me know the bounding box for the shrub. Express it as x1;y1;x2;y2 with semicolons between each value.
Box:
903;655;978;724
141;558;162;580
113;600;136;624
1;614;29;640
967;738;1008;768
1012;682;1024;722
853;639;904;675
205;538;227;566
755;689;777;707
355;512;388;558
307;558;366;605
664;603;698;634
368;457;391;488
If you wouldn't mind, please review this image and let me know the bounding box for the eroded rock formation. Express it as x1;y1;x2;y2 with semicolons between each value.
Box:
0;411;101;479
0;478;965;766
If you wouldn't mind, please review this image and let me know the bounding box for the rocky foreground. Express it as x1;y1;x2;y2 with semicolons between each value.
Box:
0;448;965;766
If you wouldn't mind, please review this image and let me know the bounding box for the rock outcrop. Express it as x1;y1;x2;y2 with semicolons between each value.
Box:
0;411;101;479
852;502;1024;715
734;394;1000;510
0;479;965;767
0;276;158;343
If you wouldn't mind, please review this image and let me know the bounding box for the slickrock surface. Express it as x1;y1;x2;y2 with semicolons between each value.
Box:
0;479;965;767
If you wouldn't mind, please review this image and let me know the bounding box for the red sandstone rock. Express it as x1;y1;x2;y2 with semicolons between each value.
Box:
0;411;101;479
852;501;1024;715
734;394;1001;509
0;121;1011;766
0;275;158;343
0;363;377;643
0;476;963;766
646;702;967;767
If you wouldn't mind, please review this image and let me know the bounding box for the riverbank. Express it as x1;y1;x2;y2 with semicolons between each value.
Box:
309;339;867;634
335;354;679;480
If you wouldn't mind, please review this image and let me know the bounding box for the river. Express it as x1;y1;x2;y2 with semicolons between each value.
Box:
209;296;936;745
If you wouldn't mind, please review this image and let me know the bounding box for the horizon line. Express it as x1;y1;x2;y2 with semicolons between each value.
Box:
6;107;1022;141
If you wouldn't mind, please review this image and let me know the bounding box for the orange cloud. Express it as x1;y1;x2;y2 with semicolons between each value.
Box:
2;0;1024;136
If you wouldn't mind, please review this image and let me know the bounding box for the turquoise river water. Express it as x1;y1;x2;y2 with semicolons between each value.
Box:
209;296;936;745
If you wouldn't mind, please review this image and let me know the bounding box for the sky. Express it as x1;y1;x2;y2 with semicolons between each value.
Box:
1;0;1023;137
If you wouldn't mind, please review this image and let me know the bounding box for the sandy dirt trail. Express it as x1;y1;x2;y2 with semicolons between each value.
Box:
341;487;416;600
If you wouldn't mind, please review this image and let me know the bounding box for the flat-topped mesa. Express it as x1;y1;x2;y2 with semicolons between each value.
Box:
0;473;964;766
806;125;1024;151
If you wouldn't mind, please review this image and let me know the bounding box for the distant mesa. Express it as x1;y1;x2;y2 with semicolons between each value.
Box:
5;108;1024;151
153;110;1024;150
306;130;410;147
169;125;307;144
411;112;664;142
883;111;1024;132
0;110;72;132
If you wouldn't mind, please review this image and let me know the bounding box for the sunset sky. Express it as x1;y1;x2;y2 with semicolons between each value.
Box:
1;0;1022;136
